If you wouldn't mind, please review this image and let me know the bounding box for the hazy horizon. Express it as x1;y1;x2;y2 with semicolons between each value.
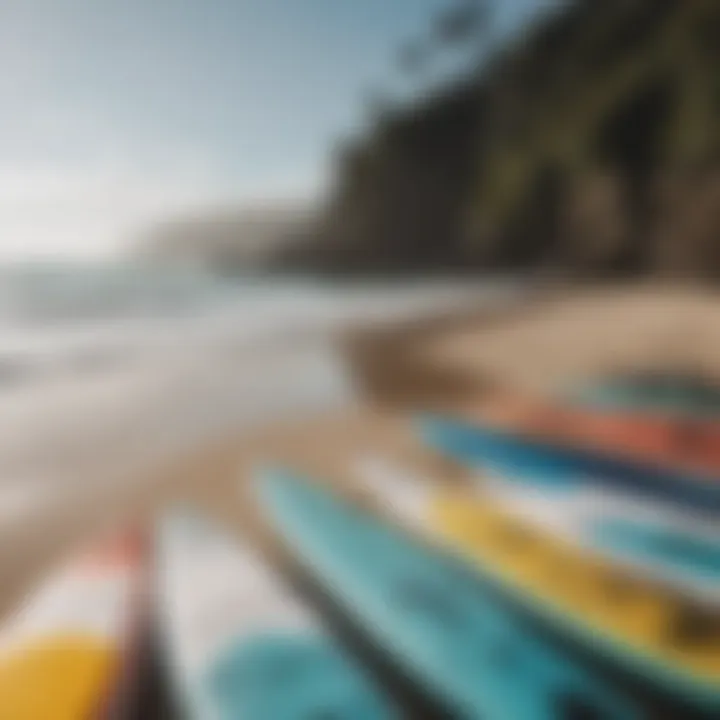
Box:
1;0;548;261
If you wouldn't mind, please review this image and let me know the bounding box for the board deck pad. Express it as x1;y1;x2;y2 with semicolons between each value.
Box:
0;530;144;720
156;511;395;719
256;469;647;720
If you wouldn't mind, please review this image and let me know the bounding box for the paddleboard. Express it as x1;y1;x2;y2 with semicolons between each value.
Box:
492;482;720;602
352;455;720;715
0;528;145;720
418;415;720;514
474;393;720;474
353;454;720;602
256;469;646;720
433;492;720;711
156;510;395;719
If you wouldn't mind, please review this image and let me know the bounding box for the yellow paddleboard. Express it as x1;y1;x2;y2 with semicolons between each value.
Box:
0;531;144;720
431;491;720;705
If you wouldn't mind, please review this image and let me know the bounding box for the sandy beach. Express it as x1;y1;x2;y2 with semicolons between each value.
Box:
2;283;719;620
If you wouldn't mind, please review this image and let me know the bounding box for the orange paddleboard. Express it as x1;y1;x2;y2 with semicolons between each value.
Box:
470;394;720;475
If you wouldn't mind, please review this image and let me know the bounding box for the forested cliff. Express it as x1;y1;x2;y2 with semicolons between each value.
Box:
276;0;720;278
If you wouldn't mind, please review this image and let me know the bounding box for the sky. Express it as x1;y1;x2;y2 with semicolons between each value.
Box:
0;0;548;260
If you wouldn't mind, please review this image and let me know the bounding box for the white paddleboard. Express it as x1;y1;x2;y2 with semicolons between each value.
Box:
156;510;396;719
0;528;145;719
354;454;720;604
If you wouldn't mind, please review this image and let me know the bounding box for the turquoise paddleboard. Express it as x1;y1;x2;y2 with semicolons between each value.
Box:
417;415;720;514
593;519;720;586
255;470;652;720
156;512;395;719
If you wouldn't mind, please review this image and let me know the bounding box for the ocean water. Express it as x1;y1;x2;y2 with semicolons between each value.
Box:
0;264;518;385
0;263;519;529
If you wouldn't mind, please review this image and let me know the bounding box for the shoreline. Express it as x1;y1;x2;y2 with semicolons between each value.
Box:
1;283;719;618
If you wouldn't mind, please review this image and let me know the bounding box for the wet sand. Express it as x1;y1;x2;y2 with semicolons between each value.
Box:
2;283;719;620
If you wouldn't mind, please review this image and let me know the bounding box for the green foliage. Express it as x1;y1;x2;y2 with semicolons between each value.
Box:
467;0;720;244
308;0;720;277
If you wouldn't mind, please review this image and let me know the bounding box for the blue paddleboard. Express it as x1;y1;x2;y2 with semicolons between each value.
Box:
256;469;646;720
417;415;720;514
156;512;395;719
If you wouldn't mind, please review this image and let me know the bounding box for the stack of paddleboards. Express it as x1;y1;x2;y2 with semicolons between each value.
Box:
250;372;720;718
4;371;719;718
0;514;398;719
413;373;720;715
467;377;720;474
253;467;720;718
